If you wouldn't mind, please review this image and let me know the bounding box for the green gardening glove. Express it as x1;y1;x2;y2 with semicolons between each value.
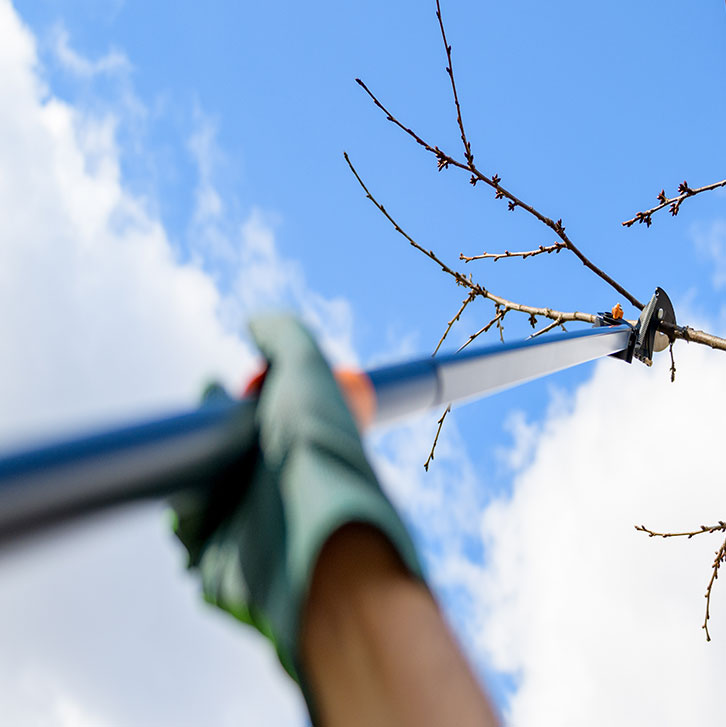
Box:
171;315;424;698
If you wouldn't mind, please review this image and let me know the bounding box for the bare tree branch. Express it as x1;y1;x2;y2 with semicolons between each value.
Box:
623;179;726;228
344;152;601;328
635;522;726;640
461;242;566;263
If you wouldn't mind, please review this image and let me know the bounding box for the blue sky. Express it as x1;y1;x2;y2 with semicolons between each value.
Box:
19;0;726;468
1;1;726;725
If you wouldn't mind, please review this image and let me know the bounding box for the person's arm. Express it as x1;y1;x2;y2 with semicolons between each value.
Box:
173;315;500;724
302;523;500;727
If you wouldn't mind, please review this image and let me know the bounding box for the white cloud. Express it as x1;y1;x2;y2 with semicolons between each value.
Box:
51;24;130;78
4;666;114;727
496;410;540;472
476;341;726;725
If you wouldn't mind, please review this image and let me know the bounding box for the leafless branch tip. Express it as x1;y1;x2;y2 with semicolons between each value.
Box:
424;404;451;471
622;179;726;228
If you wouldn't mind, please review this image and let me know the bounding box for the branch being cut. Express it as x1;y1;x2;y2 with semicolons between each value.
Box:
623;178;726;228
636;522;726;641
659;321;726;353
461;242;566;262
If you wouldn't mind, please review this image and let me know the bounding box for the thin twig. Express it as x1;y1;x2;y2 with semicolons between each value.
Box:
496;308;506;342
435;0;473;167
461;242;566;262
355;78;441;158
424;404;451;471
635;522;726;539
433;292;476;355
623;179;726;228
456;306;507;352
354;78;645;310
669;341;677;383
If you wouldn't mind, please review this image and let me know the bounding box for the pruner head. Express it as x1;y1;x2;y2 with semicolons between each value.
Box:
595;287;676;366
633;287;677;366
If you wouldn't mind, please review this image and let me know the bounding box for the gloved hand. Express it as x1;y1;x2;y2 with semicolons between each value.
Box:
171;315;424;704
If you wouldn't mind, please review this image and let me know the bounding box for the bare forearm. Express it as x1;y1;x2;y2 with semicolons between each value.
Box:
301;524;500;727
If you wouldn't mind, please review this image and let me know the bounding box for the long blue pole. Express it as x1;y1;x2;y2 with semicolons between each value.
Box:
0;325;631;543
